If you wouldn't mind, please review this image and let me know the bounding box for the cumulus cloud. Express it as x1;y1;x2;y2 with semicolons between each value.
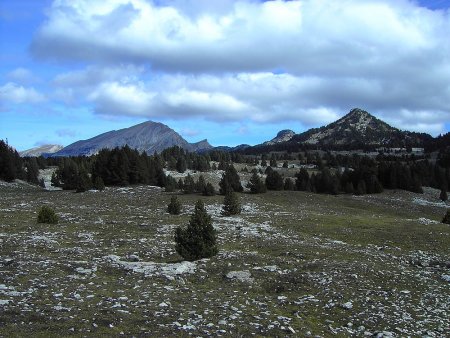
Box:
0;82;46;105
30;0;450;135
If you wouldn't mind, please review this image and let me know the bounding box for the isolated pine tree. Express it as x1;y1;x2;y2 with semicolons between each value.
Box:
442;210;450;224
167;196;182;215
174;200;218;261
247;171;267;194
222;190;241;216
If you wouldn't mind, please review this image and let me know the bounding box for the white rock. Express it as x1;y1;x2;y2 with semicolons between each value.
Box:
342;301;353;310
225;270;254;283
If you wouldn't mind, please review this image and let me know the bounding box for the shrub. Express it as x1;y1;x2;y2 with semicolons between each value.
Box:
37;206;58;224
174;200;218;261
167;196;182;215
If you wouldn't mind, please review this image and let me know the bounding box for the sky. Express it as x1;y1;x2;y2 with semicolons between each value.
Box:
1;0;450;151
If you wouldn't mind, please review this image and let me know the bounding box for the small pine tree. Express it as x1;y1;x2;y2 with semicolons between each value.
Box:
284;178;295;191
219;165;243;195
167;196;182;215
174;200;218;261
282;161;289;168
203;182;216;196
440;188;448;202
183;174;196;194
37;206;58;224
76;169;92;193
265;169;284;190
93;176;105;191
164;175;177;192
222;190;241;216
247;172;267;194
196;175;206;193
442;210;450;224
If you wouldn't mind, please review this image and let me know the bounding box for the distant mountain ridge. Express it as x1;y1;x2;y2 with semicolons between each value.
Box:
53;121;212;157
20;144;63;157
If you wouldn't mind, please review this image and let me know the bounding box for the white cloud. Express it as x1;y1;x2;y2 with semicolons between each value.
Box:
7;68;38;84
31;0;450;135
0;82;46;105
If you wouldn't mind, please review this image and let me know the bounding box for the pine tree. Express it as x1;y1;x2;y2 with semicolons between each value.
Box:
183;174;196;194
222;190;241;216
295;168;310;191
164;175;177;192
176;157;187;173
174;200;218;261
203;182;216;196
270;154;277;167
247;171;267;194
265;168;284;190
440;188;448;202
196;175;206;193
356;180;367;195
76;169;92;193
284;178;295;191
442;210;450;224
167;196;182;215
93;176;105;191
219;165;243;195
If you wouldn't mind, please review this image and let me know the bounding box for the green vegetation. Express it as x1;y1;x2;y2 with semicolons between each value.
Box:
221;190;241;216
167;196;182;215
37;205;58;224
174;200;218;261
443;209;450;224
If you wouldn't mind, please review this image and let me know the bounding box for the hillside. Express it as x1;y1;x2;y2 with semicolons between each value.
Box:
19;144;63;157
53;121;212;156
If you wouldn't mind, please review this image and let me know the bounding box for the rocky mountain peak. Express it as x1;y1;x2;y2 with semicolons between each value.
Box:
264;129;295;145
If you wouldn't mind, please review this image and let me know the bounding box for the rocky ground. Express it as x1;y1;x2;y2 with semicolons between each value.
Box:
0;178;449;337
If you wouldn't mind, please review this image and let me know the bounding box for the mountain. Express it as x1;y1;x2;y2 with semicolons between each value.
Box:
246;108;433;153
292;108;431;147
19;144;64;157
264;129;295;145
53;121;212;156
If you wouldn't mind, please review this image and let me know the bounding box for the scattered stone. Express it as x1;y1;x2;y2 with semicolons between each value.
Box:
225;270;254;283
